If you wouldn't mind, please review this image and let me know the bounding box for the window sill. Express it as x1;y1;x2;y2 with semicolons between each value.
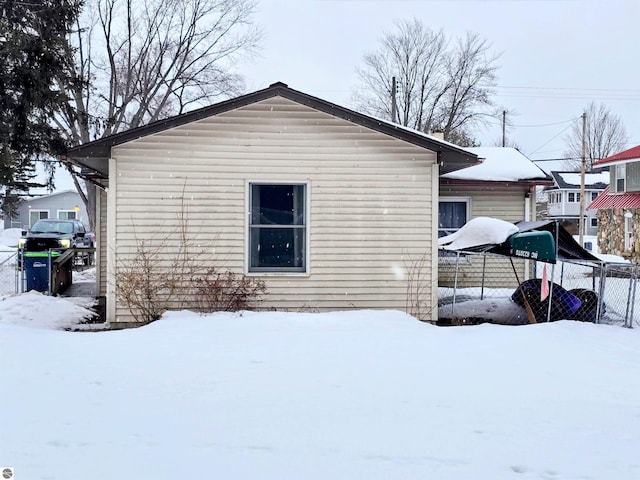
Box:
246;271;310;277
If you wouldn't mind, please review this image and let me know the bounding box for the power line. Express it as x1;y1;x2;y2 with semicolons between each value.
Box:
498;85;640;93
512;118;577;128
494;85;640;101
527;123;575;156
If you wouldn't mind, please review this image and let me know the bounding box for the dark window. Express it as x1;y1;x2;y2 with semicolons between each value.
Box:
249;184;306;272
438;200;468;238
438;199;469;261
616;164;626;192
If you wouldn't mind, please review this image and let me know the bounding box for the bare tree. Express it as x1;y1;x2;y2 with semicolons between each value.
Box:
353;19;501;146
436;32;500;142
563;101;629;171
55;0;262;230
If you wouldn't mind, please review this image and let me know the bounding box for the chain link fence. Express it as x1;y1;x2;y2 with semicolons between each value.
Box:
438;251;639;328
0;250;20;297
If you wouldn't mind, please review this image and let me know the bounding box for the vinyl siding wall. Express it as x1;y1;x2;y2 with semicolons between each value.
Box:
97;182;108;297
107;97;437;323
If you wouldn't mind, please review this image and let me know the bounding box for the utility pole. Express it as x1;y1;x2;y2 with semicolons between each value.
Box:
579;112;587;246
502;110;506;147
390;76;397;123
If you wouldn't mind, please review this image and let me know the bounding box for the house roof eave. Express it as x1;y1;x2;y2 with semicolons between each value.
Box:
439;178;554;188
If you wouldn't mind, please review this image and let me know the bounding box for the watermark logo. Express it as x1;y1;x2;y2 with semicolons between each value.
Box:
1;468;14;479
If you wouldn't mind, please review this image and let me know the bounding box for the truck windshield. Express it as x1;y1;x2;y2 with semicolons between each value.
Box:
31;221;73;234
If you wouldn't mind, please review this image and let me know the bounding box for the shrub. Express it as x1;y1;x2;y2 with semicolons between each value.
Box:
195;268;267;313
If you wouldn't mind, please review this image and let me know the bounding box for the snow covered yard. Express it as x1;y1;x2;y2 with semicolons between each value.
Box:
2;306;640;480
2;223;640;479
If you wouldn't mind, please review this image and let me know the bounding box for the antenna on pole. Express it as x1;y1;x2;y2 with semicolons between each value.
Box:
391;76;397;123
579;112;587;246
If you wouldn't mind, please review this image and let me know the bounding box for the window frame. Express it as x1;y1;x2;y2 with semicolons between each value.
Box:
438;197;471;263
590;217;598;228
29;210;49;227
616;164;626;193
57;209;77;220
246;181;310;275
624;214;633;251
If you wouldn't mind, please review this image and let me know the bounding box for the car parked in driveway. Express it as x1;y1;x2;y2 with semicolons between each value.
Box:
18;219;95;265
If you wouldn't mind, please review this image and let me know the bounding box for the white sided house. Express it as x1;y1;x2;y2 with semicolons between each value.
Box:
545;171;609;237
65;82;478;326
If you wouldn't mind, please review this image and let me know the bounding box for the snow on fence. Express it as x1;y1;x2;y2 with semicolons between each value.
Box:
438;251;638;328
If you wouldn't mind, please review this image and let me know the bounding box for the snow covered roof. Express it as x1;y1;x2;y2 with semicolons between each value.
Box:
441;147;551;182
550;171;609;189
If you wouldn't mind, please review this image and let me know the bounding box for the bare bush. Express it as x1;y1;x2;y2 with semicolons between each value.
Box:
113;182;263;323
115;237;179;323
194;268;267;313
404;251;434;321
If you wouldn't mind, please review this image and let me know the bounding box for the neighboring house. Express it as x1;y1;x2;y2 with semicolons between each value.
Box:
438;147;552;286
588;145;640;261
65;82;478;326
544;171;609;237
3;190;88;230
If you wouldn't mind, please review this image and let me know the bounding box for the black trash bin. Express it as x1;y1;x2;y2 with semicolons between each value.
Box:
24;251;59;292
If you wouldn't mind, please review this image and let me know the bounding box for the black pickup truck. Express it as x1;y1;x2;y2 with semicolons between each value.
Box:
18;219;95;265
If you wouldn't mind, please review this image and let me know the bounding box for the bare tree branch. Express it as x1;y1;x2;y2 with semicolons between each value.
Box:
53;0;262;231
563;102;629;171
353;20;501;146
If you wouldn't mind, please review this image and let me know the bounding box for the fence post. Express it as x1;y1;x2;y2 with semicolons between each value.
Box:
546;263;556;322
595;262;605;324
47;249;52;296
625;265;637;328
480;253;487;300
630;266;638;329
451;252;461;319
15;250;19;293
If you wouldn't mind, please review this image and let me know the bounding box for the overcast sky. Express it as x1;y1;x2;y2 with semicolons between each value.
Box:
50;0;639;191
240;0;640;162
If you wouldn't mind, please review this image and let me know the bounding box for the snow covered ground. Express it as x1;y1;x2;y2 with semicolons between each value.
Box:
2;225;640;479
2;303;640;479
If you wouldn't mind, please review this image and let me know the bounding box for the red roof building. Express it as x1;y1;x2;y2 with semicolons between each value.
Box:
588;187;640;210
588;144;640;262
593;145;640;166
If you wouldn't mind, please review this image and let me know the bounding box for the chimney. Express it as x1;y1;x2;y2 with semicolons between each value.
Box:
431;131;444;140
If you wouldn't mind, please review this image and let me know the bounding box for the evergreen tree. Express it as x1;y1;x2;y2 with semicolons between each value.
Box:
0;0;81;217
